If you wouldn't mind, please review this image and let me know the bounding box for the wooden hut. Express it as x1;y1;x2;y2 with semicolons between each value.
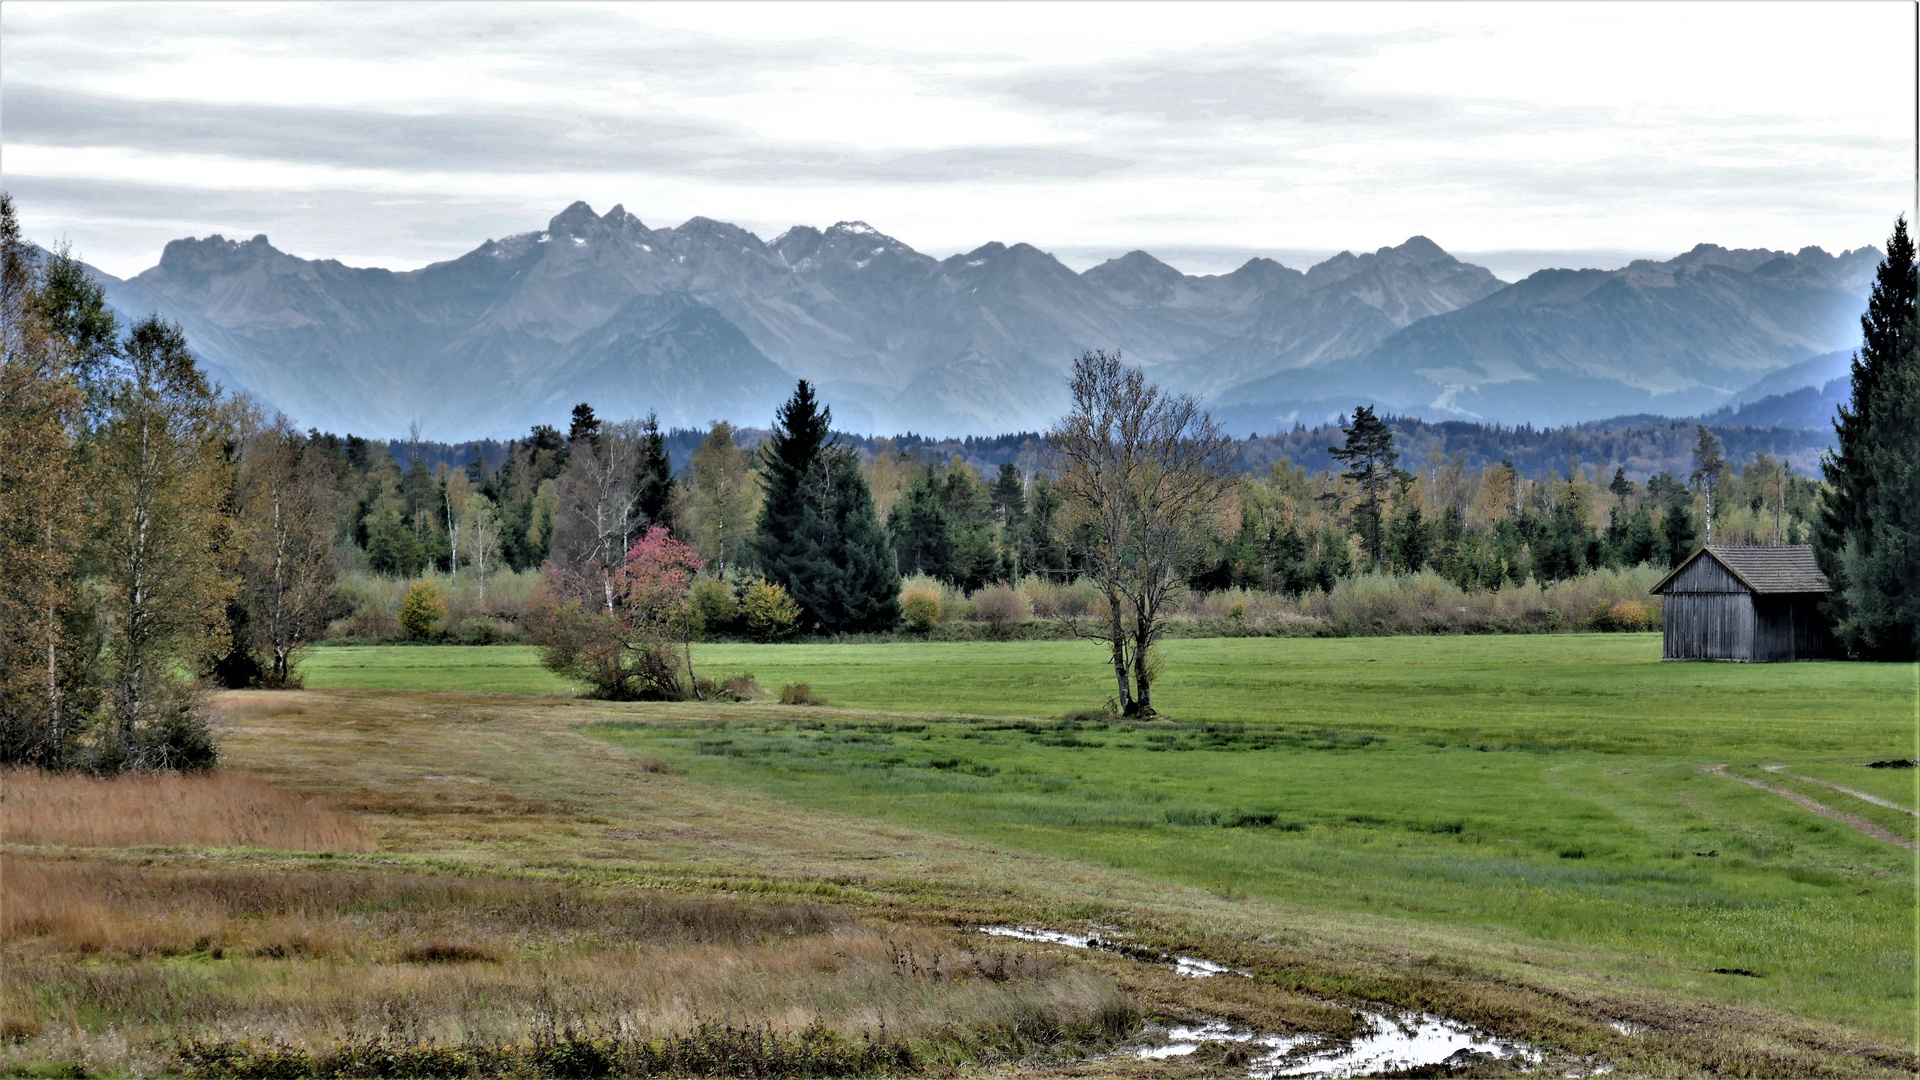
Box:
1649;545;1834;661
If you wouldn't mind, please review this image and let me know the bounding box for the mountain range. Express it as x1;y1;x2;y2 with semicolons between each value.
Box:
81;202;1879;438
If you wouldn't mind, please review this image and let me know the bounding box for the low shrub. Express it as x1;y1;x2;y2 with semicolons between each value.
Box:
399;581;446;639
972;585;1030;637
695;673;765;702
900;578;943;633
399;942;499;964
741;580;801;642
780;683;816;706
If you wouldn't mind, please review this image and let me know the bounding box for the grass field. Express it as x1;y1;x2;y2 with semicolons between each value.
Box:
8;638;1916;1076
300;643;574;694
299;636;1919;1038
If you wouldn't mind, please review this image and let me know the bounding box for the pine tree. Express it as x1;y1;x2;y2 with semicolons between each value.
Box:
568;402;601;448
1818;217;1918;659
752;381;899;633
1329;405;1400;566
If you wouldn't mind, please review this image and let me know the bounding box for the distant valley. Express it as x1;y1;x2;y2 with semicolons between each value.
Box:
78;202;1878;438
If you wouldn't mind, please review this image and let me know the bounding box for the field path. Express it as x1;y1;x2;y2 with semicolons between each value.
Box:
1703;764;1919;851
1762;765;1919;816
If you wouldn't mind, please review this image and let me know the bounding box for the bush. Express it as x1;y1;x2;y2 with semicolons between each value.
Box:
453;617;515;645
900;579;943;633
1592;599;1652;632
527;597;684;701
741;580;801;642
972;585;1030;637
780;683;816;705
694;673;764;702
688;576;740;637
399;581;446;639
130;700;219;772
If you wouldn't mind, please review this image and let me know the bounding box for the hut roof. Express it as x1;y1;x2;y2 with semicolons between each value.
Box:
1650;544;1829;596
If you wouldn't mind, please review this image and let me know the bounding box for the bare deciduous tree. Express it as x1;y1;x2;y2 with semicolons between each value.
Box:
463;494;502;608
551;421;641;612
234;416;338;685
1049;350;1232;716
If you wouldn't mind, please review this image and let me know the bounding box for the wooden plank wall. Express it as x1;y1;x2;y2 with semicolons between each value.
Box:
1752;594;1837;661
1663;591;1754;660
1665;556;1746;594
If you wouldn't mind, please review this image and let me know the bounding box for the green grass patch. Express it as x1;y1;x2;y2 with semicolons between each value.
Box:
295;634;1917;1034
583;635;1916;1037
299;644;573;695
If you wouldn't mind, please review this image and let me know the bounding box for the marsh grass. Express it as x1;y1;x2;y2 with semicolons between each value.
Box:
1;769;370;852
1;857;1134;1074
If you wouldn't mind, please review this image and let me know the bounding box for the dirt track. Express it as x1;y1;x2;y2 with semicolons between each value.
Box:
1702;764;1919;852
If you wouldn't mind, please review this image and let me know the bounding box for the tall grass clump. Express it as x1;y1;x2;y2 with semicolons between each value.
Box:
0;769;371;851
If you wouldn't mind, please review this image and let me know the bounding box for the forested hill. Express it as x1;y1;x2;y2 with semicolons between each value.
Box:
375;415;1831;487
77;202;1878;438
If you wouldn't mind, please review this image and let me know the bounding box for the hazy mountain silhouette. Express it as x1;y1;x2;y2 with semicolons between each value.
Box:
84;203;1877;437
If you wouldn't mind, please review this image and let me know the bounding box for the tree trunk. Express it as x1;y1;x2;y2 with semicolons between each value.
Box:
1130;620;1155;717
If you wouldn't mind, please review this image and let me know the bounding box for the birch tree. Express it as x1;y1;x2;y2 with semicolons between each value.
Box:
1049;350;1232;716
0;195;92;767
463;494;502;608
88;316;236;766
551;421;640;611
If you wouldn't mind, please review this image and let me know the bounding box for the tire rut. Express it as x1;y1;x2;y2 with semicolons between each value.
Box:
1700;764;1919;852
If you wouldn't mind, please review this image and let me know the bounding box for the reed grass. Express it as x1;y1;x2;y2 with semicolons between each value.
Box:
1;768;370;852
1;858;1132;1074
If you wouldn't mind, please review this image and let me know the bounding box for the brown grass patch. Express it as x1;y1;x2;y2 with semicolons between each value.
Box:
399;942;500;964
1;860;845;958
0;857;1131;1066
1;768;370;852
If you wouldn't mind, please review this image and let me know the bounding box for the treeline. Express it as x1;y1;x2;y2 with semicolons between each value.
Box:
321;403;1819;610
2;196;342;770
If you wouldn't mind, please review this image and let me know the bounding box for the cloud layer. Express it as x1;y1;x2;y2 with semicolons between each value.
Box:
5;1;1912;277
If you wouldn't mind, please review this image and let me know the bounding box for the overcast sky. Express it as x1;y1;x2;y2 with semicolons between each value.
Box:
4;1;1914;279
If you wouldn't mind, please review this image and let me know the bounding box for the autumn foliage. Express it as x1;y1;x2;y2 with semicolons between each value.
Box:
529;526;705;700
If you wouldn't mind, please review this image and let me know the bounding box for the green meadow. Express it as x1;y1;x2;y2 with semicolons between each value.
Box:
300;643;574;694
303;636;1919;1036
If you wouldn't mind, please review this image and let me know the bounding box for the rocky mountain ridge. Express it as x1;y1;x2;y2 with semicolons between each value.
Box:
87;202;1878;438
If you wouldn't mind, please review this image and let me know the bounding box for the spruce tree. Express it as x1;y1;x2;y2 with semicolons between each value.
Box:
887;467;955;579
1818;217;1918;659
635;411;674;529
751;381;899;633
810;449;902;632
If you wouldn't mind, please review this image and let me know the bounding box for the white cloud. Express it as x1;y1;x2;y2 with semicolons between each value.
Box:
4;0;1911;278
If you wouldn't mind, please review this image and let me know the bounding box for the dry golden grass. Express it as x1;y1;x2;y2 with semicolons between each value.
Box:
1;767;370;852
0;856;1130;1069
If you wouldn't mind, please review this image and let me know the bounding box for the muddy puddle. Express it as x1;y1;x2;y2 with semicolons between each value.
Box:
979;925;1551;1078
